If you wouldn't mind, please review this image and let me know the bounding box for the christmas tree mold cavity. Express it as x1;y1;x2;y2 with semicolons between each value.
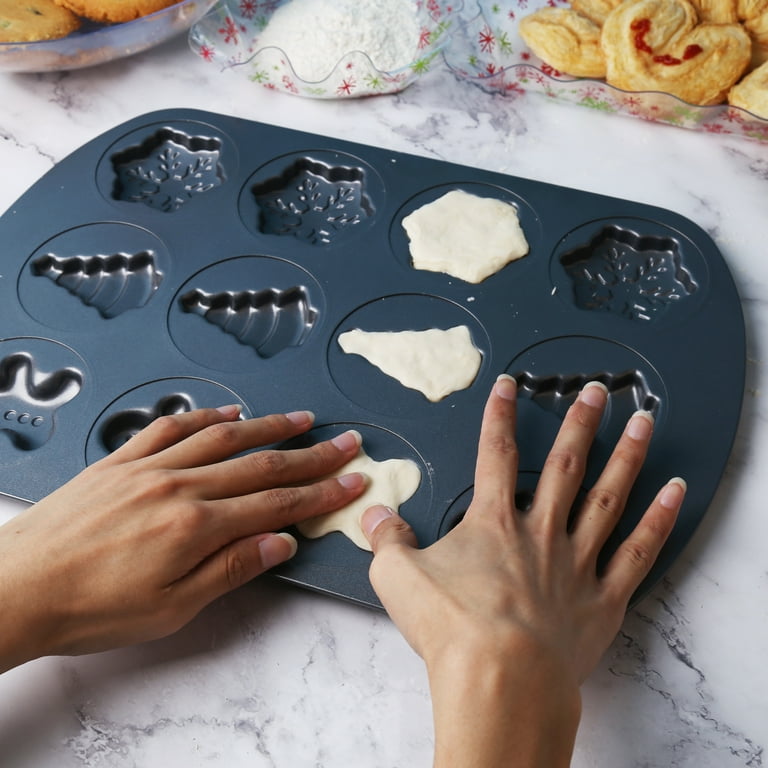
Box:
99;394;192;453
32;251;162;318
560;225;697;322
0;353;82;450
251;157;373;245
515;369;660;417
180;285;318;358
110;127;225;212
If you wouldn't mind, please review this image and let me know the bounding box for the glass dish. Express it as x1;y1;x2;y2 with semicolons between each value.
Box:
443;0;768;143
189;0;462;99
0;0;217;73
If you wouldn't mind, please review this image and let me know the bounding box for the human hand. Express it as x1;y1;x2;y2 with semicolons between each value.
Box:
0;406;365;673
361;375;685;767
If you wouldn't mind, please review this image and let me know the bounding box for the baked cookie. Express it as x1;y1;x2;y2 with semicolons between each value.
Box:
601;0;752;105
0;0;80;42
53;0;178;23
519;7;606;77
728;58;768;115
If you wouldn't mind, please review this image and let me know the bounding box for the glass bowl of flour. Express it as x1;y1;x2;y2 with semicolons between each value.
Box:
189;0;461;98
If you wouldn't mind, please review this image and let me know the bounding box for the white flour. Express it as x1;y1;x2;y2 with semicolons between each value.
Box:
256;0;421;81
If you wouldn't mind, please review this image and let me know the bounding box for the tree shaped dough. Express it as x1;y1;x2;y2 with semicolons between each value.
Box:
338;325;482;402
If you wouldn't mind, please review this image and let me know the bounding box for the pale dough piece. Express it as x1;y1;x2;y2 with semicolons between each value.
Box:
402;189;529;284
296;449;421;550
338;325;482;402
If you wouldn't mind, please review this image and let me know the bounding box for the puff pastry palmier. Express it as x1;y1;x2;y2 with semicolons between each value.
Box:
737;0;768;19
745;11;768;66
601;0;752;105
689;0;738;23
728;58;768;115
571;0;623;25
519;7;606;77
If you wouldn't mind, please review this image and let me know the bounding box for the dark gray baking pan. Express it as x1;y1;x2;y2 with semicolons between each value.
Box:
0;109;744;609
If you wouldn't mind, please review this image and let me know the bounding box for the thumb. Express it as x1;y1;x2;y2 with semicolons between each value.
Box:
361;505;418;554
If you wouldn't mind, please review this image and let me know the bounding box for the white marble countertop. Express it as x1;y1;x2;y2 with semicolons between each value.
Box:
0;23;767;768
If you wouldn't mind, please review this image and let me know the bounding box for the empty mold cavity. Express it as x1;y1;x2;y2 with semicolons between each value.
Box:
251;157;373;245
85;378;251;465
0;353;82;450
99;394;192;453
168;256;325;373
438;472;578;539
515;369;660;417
180;285;317;359
110;128;224;212
560;225;697;321
32;251;162;318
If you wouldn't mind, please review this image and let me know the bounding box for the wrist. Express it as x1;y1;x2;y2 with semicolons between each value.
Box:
0;529;55;673
426;634;582;768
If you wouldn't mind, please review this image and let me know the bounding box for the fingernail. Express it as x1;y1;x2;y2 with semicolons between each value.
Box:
337;471;367;490
259;532;298;570
660;477;687;509
627;410;654;440
495;374;517;401
216;404;242;417
285;410;314;426
362;505;395;536
331;429;362;452
579;381;608;408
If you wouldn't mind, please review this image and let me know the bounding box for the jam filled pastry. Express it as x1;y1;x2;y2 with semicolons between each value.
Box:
601;0;751;104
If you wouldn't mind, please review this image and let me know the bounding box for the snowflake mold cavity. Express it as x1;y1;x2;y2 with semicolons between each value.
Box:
110;127;225;212
560;224;698;322
0;352;83;451
32;251;163;319
180;285;318;359
250;156;374;245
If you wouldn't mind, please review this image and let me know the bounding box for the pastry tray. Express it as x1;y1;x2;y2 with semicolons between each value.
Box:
0;108;744;609
443;0;768;143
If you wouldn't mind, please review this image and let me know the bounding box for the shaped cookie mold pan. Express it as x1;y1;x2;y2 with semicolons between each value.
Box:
0;109;744;609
